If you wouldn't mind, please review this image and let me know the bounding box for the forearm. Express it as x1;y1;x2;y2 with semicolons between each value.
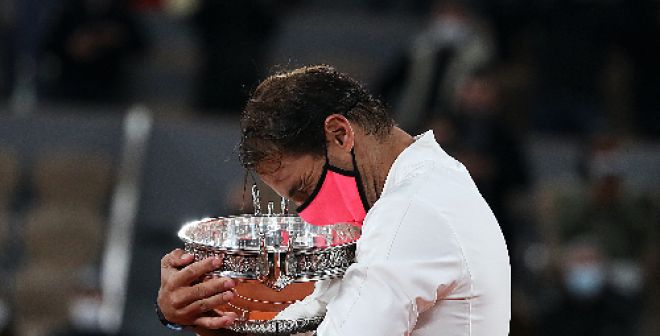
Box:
193;327;247;336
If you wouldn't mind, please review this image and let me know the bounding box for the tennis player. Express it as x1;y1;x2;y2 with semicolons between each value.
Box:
158;65;510;336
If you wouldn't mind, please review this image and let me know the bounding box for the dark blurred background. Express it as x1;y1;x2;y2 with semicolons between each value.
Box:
0;0;658;335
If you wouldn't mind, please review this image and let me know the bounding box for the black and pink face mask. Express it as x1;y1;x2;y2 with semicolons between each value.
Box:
296;149;369;227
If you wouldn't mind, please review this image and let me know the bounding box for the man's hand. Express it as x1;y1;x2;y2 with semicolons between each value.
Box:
158;249;238;330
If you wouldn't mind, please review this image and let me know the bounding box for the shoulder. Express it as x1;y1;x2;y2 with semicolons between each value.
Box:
367;161;440;222
367;156;472;224
359;162;460;257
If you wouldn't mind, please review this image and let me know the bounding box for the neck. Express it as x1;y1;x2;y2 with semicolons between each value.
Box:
356;127;415;207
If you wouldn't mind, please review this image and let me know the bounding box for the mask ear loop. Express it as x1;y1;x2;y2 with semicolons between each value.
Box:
295;155;331;214
323;139;331;168
351;148;371;211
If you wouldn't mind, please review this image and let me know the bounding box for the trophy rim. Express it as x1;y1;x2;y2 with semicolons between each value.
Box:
177;215;361;253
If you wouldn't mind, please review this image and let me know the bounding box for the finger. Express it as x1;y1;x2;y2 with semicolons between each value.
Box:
172;277;235;309
194;315;236;330
181;287;235;314
162;249;195;269
173;257;223;287
161;250;196;287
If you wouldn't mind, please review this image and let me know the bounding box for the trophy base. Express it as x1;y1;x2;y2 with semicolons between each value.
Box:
216;281;321;335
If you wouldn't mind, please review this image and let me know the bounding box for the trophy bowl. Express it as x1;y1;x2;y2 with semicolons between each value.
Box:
177;214;360;335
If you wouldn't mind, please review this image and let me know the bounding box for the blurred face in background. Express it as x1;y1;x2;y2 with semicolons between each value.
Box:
455;75;499;116
429;0;470;38
562;243;608;300
586;138;625;205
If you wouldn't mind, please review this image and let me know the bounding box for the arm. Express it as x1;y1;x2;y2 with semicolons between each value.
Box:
316;260;460;335
274;279;341;321
192;327;245;336
315;201;465;336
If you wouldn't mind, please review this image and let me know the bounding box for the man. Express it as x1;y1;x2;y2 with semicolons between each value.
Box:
157;65;510;335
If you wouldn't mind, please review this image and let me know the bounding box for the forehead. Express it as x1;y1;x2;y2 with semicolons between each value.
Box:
256;154;318;183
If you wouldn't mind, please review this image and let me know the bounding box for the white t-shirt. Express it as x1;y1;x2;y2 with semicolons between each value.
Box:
278;130;511;336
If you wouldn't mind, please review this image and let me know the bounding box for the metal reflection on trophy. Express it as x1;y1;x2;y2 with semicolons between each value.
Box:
176;185;360;335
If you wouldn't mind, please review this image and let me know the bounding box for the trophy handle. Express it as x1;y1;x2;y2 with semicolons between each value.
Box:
257;231;270;281
257;232;295;291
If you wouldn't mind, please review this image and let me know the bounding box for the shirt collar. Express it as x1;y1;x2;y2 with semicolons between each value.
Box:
382;130;440;195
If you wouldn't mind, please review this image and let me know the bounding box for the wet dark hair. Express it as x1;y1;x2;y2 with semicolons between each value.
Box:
239;65;394;168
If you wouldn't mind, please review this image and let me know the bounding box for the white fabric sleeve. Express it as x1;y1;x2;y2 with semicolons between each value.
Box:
315;199;466;336
275;279;342;320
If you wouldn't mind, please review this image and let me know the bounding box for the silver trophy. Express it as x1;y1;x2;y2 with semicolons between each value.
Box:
177;185;360;335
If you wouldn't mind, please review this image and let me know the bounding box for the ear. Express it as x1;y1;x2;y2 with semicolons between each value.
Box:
324;114;354;151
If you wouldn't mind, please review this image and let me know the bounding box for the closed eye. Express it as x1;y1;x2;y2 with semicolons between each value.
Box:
289;181;313;205
287;181;306;200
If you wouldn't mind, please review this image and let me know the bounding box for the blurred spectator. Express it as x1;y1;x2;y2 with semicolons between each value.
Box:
40;0;146;103
555;136;656;264
429;68;529;256
537;135;658;335
376;0;495;132
191;0;277;113
540;241;638;336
